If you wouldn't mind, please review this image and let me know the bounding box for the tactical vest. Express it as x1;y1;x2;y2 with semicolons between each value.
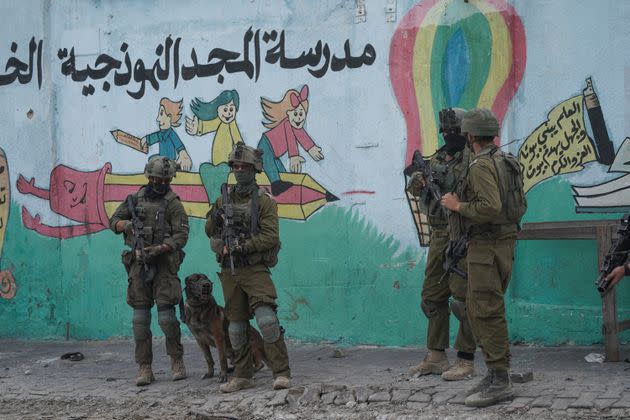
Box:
478;148;527;226
213;187;281;268
124;188;178;248
426;148;470;227
456;146;527;238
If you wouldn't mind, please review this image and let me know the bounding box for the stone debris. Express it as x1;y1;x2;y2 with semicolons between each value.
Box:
1;338;629;419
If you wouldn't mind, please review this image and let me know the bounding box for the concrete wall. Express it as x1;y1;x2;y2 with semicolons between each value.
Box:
0;0;629;346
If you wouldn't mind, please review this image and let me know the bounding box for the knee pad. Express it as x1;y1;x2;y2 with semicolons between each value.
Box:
421;300;439;318
254;305;280;343
228;321;248;350
157;306;179;335
132;309;151;340
449;299;467;322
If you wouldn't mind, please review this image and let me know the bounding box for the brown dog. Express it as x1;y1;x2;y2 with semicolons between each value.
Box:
183;273;266;382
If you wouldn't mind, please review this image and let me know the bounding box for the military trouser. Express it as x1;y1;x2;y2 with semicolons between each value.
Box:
126;257;184;365
219;264;291;380
421;228;476;353
465;237;516;370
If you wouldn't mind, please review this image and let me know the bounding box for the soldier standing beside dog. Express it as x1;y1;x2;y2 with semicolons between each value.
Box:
406;108;476;381
110;156;189;386
205;142;291;393
441;108;526;407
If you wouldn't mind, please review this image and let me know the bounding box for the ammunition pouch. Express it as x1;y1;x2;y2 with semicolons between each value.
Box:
210;237;224;255
245;241;281;268
167;249;185;274
121;250;133;275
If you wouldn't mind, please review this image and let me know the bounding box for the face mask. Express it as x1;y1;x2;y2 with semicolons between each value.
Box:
444;133;466;155
234;170;256;186
149;181;170;196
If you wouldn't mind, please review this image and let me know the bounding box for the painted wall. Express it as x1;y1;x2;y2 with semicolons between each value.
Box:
1;0;629;346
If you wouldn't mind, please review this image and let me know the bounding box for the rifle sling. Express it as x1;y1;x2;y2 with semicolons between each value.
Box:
154;197;168;245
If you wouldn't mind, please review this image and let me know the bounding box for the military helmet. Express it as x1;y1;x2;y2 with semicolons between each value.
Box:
461;108;500;136
438;107;466;133
144;155;177;179
228;142;264;173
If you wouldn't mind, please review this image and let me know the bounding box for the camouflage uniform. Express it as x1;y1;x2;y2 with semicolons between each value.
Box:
450;108;523;407
206;143;290;392
109;156;189;383
408;146;475;355
455;143;517;371
206;189;290;380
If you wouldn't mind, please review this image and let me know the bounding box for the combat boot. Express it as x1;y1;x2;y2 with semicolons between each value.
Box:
465;369;514;407
441;358;475;381
219;377;255;393
171;356;187;381
135;364;155;386
273;376;291;390
409;350;449;375
465;370;493;396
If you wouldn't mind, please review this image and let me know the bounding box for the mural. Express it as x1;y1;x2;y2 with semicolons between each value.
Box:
389;0;525;162
517;78;615;193
186;90;242;165
16;160;338;238
257;85;324;196
390;0;525;242
112;98;193;170
391;0;626;234
1;0;629;346
0;147;16;301
0;30;375;98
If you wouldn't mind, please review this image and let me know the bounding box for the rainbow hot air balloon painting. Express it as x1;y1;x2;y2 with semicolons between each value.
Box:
389;0;526;163
390;0;526;245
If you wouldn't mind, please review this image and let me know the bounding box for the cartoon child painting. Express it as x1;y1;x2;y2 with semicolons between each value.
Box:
185;90;242;165
141;98;192;171
257;85;324;196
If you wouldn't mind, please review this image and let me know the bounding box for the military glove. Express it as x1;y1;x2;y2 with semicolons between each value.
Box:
144;244;170;259
214;208;225;228
123;220;134;236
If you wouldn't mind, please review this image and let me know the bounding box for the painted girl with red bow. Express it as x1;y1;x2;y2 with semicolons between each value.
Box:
257;85;324;196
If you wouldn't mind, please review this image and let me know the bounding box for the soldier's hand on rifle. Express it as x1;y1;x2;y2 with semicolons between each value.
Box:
116;220;135;236
441;192;461;212
214;210;224;228
410;171;426;188
222;243;243;255
145;244;171;259
406;171;426;196
605;264;629;289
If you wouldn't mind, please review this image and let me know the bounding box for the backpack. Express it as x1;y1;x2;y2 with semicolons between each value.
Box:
488;149;527;225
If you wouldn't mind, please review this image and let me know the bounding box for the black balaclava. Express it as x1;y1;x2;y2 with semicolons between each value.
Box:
444;133;467;155
234;168;257;197
146;179;171;197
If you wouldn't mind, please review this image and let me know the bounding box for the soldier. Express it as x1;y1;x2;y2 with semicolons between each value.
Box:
605;263;630;288
109;156;189;386
205;142;291;393
441;108;526;407
407;108;476;381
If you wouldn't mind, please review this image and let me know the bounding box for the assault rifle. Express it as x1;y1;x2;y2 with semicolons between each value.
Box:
126;195;155;283
596;214;630;293
403;150;442;202
220;183;240;275
442;237;468;280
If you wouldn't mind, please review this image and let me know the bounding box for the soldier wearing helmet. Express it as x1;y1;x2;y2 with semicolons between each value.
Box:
205;142;291;393
109;155;190;386
406;108;476;382
441;108;519;407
